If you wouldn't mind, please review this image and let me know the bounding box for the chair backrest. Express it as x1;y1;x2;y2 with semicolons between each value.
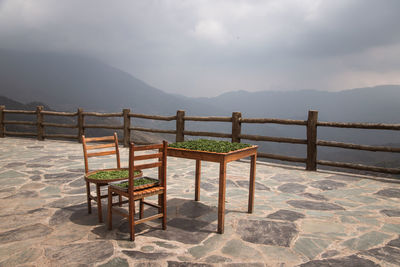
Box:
128;141;168;192
82;132;121;174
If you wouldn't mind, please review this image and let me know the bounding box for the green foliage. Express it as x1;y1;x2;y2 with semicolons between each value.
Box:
169;139;252;153
88;169;141;180
115;177;158;189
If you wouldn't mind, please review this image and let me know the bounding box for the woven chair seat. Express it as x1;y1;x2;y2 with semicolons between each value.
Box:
110;177;159;192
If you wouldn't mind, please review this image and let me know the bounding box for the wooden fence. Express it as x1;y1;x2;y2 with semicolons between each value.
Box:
1;105;399;175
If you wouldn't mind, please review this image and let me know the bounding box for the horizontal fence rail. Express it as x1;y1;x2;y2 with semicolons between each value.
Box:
44;133;79;139
258;152;307;163
0;105;399;176
241;118;307;125
3;109;36;114
184;130;232;138
131;126;176;134
318;121;400;130
185;116;232;122
240;134;307;144
317;140;400;153
4;120;36;125
84;124;123;129
83;112;123;117
130;113;176;121
42;122;77;128
317;160;400;175
4;131;37;136
42;110;78;116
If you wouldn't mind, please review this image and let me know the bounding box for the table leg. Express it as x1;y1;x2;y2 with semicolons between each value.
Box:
195;159;201;201
248;153;257;213
96;184;103;223
218;160;227;234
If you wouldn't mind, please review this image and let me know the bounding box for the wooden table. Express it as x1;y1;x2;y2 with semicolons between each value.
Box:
167;145;258;234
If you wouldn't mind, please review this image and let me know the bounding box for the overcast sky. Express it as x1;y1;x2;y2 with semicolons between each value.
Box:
1;0;400;97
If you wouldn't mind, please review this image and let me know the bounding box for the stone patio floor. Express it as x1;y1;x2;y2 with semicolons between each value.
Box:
1;137;400;266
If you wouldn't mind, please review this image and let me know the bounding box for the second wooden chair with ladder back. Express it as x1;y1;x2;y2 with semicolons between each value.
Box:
107;141;168;241
82;133;142;223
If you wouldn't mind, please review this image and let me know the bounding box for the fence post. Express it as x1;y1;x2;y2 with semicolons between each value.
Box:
123;108;131;147
306;110;318;171
232;112;242;143
0;105;5;138
36;106;44;141
77;108;84;143
176;110;185;142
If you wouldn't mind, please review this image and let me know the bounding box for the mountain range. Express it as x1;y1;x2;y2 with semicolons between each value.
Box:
0;49;220;115
1;49;399;122
196;86;400;123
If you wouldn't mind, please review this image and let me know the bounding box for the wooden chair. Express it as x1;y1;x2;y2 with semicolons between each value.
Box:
82;133;129;223
107;141;168;241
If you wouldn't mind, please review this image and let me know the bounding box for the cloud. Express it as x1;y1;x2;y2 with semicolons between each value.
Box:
0;0;400;96
193;20;230;45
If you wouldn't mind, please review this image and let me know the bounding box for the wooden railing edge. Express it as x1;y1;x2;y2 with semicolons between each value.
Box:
0;105;399;176
317;159;400;175
318;121;400;130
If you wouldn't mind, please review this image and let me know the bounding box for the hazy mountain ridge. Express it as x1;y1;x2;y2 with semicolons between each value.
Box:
1;49;399;123
196;85;400;123
0;49;223;116
0;95;51;111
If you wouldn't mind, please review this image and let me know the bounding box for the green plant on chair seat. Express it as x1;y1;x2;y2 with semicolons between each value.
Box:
114;177;159;189
88;170;141;180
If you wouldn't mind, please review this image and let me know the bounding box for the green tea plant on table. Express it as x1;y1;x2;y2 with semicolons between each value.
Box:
169;139;252;153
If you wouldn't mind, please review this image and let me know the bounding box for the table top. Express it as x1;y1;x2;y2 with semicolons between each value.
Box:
167;145;258;163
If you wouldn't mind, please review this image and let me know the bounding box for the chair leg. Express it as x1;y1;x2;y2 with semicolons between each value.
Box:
129;197;135;241
96;184;103;223
86;181;91;214
107;189;113;230
139;199;144;219
158;194;162;214
162;192;167;230
118;195;122;207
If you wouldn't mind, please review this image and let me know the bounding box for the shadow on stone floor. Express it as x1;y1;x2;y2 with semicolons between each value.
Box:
61;198;219;244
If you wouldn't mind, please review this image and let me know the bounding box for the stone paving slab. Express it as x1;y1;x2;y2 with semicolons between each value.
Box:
1;137;400;266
